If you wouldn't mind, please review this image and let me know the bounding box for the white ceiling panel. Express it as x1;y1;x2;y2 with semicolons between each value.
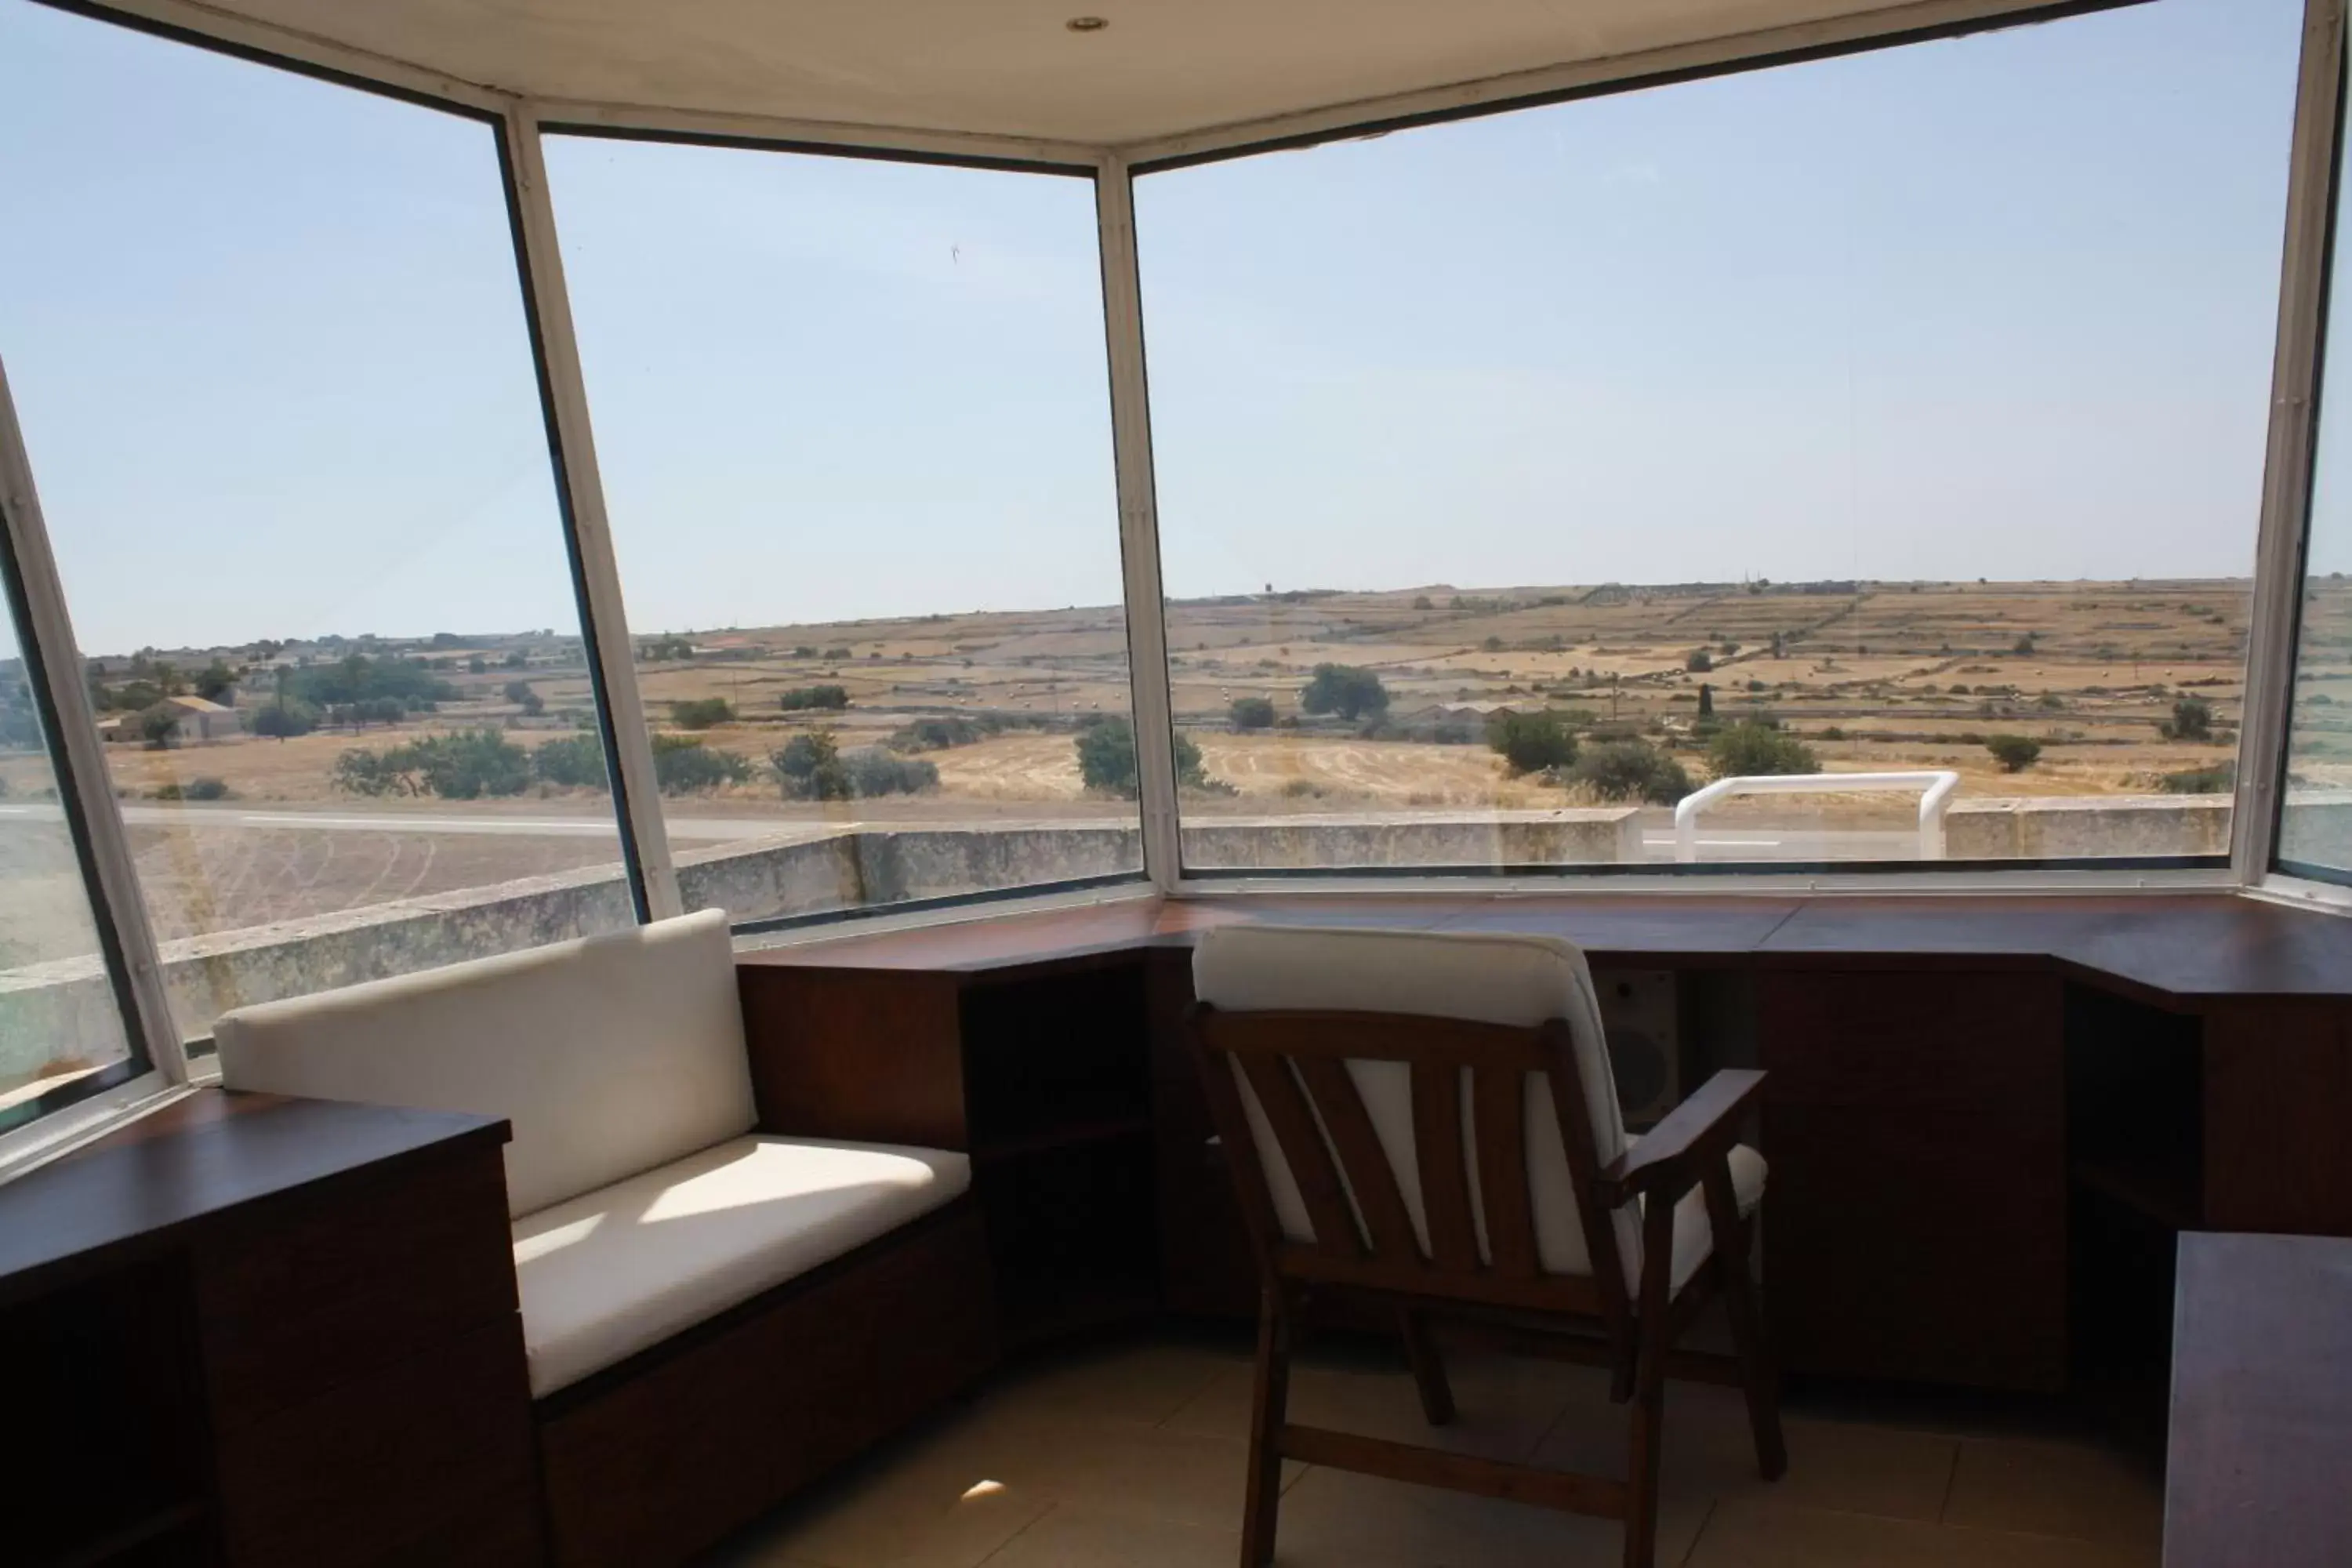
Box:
150;0;2067;147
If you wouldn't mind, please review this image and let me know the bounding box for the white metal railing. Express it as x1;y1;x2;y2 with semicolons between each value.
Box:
1674;771;1962;863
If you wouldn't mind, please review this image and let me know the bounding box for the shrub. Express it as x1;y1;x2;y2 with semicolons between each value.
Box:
1299;664;1389;721
822;646;852;660
333;747;416;797
1570;739;1692;804
532;731;608;789
1708;720;1817;779
891;715;985;751
2013;633;2037;655
183;775;230;801
251;698;321;739
670;697;735;730
652;733;752;793
1411;595;1434;611
2162;695;2216;742
413;729;533;799
1685;649;1713;673
1985;735;2042;773
779;684;850;712
1229;696;1276;730
774;731;850;800
1486;711;1578;776
1074;716;1207;797
1279;779;1325;799
2161;761;2235;794
503;679;545;717
140;708;180;750
841;746;938;797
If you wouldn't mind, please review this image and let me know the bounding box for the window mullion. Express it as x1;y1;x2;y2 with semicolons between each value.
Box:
0;355;184;1078
497;102;682;922
1096;157;1182;893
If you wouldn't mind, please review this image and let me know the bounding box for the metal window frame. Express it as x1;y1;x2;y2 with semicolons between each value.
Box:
496;106;681;921
2254;0;2352;895
0;355;187;1134
0;0;2337;1116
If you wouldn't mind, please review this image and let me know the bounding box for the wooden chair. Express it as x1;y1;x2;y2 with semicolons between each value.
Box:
1187;924;1785;1568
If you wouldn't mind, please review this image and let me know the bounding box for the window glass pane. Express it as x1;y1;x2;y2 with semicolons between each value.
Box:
0;584;136;1122
545;136;1137;925
0;2;633;1042
1138;0;2294;877
2278;29;2352;880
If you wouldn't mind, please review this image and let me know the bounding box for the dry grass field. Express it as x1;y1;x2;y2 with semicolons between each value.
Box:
0;575;2303;968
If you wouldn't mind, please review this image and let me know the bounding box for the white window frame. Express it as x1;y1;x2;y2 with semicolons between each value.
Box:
0;0;2337;1105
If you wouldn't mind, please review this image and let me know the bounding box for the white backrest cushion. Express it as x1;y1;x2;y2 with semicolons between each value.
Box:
1192;924;1639;1281
216;910;754;1218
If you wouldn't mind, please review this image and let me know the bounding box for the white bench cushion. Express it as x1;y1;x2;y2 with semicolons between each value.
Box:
511;1134;971;1397
216;910;753;1218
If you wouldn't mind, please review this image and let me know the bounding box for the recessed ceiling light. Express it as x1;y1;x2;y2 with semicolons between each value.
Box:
1065;16;1109;32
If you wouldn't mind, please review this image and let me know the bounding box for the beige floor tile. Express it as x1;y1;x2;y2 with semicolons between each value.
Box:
984;1341;1246;1428
1269;1463;1703;1568
980;1504;1242;1567
1940;1524;2159;1567
1165;1345;1603;1462
1533;1377;1959;1526
1685;1497;1961;1566
1942;1438;2162;1552
726;1454;1052;1568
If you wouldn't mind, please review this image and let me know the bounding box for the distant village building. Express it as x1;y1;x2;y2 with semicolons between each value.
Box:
156;695;243;743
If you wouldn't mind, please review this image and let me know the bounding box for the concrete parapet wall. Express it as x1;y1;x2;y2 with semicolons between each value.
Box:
0;796;2252;1083
1944;795;2231;860
1179;809;1643;871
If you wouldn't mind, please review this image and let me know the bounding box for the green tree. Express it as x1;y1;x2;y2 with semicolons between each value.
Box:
194;660;238;702
2164;695;2216;742
140;708;180;750
503;680;544;717
1299;664;1388;722
774;731;851;800
532;732;608;789
252;698;320;740
779;685;849;712
1708;720;1817;778
1985;735;2042;773
1685;648;1713;673
1486;710;1578;776
670;697;735;730
1570;739;1693;804
1074;717;1206;797
1229;696;1276;730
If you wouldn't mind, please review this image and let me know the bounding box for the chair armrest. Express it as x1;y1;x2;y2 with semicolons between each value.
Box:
1595;1069;1766;1206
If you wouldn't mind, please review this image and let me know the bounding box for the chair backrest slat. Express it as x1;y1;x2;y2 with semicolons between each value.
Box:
1234;1051;1364;1257
1472;1065;1541;1279
1410;1062;1481;1272
1292;1055;1423;1265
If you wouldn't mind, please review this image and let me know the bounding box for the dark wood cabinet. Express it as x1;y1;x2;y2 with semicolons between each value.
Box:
1748;970;2067;1390
0;1094;540;1568
740;952;1163;1348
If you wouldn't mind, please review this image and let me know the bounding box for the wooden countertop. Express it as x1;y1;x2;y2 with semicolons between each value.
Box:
0;1090;508;1305
2166;1232;2352;1566
738;891;2352;1005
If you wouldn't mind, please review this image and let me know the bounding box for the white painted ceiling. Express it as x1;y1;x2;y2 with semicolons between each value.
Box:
185;0;2022;147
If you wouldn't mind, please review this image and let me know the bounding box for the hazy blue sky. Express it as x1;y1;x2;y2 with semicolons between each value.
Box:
0;0;2310;655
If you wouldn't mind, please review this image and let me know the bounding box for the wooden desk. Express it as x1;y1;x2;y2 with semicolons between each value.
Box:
0;1091;539;1568
2166;1232;2352;1567
741;890;2352;1394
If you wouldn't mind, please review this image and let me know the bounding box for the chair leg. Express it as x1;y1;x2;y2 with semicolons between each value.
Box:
1704;1167;1787;1482
1397;1308;1455;1426
1242;1286;1293;1568
1622;1191;1677;1568
1622;1352;1666;1568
